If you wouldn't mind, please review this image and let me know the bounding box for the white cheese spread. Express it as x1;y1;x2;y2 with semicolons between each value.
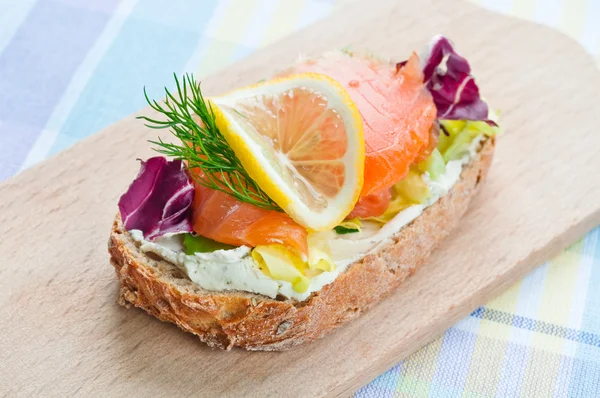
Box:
130;136;485;301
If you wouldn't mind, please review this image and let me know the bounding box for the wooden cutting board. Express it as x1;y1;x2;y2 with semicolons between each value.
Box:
2;0;600;396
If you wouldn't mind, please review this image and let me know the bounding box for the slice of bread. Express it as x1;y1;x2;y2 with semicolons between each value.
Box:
108;137;495;351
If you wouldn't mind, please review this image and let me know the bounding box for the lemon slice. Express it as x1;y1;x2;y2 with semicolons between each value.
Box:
210;73;364;231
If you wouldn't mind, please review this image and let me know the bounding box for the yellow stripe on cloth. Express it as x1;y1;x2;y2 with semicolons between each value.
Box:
525;252;581;356
559;0;591;41
397;338;445;396
463;281;523;395
259;0;308;46
518;251;582;395
511;0;537;18
195;39;243;78
209;0;262;43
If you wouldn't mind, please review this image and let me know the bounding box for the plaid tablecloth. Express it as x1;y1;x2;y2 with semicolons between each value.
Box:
2;0;599;396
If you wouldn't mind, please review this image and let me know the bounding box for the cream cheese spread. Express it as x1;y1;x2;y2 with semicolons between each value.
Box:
130;136;485;301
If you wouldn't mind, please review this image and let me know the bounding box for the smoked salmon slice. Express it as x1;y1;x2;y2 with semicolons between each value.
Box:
192;52;436;249
287;52;436;218
347;188;392;219
285;53;436;197
350;120;440;219
192;182;308;255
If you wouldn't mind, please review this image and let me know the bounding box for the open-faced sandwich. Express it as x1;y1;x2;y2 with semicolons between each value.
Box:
108;36;500;350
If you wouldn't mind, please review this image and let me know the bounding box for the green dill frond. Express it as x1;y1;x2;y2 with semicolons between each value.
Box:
138;73;281;211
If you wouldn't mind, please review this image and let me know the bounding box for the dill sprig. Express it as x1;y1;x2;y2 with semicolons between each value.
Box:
137;73;281;211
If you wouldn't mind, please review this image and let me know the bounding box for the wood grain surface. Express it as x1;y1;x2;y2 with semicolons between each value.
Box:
2;0;600;396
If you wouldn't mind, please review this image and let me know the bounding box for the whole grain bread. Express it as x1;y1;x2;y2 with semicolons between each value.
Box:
108;137;495;351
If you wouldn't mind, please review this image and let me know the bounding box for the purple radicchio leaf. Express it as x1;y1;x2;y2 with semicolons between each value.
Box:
399;35;496;125
118;157;194;240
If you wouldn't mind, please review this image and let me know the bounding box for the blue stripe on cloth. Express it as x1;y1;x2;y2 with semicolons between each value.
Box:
588;227;600;261
555;355;576;398
50;0;218;154
568;358;600;397
0;0;36;54
470;308;600;348
568;228;600;397
129;0;216;33
494;261;547;397
429;328;479;396
50;0;120;14
0;0;114;179
495;342;529;398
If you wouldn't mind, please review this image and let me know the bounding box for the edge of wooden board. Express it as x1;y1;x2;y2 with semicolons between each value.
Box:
2;0;600;396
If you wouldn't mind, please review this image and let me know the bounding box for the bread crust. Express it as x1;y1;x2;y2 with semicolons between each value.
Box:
108;138;495;350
